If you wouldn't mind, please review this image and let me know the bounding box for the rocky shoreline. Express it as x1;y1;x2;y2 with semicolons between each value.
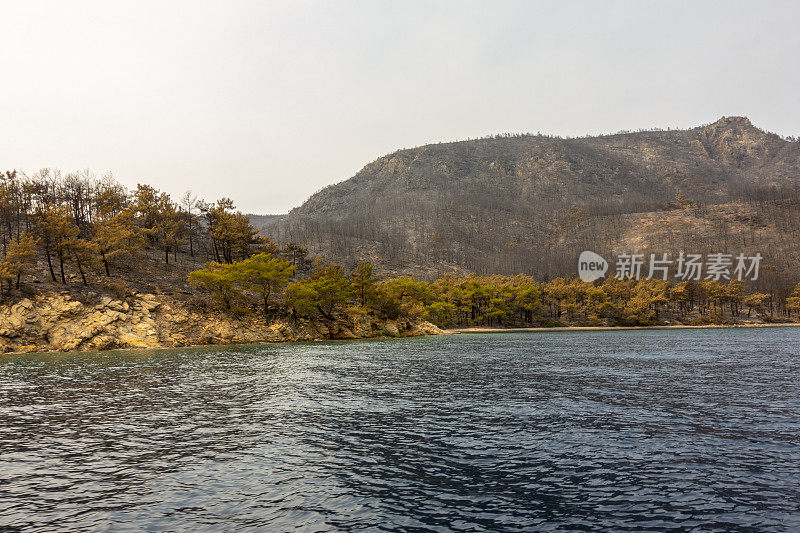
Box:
0;292;443;354
5;291;794;355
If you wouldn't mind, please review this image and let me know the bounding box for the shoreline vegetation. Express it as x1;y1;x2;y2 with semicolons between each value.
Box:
2;277;798;354
447;323;800;334
0;169;798;354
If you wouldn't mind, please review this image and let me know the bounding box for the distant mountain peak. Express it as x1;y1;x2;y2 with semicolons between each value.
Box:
713;115;752;126
705;116;756;132
698;116;777;164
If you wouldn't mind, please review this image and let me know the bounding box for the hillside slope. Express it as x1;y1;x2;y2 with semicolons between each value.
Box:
268;117;800;284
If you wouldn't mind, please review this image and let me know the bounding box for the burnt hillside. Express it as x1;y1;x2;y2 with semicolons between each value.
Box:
268;117;800;286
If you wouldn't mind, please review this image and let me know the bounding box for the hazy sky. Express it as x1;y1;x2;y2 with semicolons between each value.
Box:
2;1;798;213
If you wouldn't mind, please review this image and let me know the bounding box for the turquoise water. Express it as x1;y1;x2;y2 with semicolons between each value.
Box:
1;328;799;531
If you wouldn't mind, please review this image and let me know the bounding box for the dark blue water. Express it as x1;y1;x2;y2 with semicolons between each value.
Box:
1;328;799;531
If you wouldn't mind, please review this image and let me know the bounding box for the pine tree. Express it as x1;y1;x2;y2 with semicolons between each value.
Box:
232;252;295;316
350;262;379;307
188;262;240;310
0;233;37;292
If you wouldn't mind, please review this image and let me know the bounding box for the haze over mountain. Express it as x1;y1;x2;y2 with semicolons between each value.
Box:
263;117;800;289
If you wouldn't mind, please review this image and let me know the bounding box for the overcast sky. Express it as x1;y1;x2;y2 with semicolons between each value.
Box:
2;1;798;214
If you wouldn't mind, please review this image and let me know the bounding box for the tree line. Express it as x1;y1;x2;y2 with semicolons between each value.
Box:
188;254;800;328
0;168;298;293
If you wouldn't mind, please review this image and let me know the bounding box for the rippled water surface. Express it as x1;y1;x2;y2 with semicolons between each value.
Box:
2;328;800;531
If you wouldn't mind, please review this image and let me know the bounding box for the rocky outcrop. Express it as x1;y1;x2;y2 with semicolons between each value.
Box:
0;292;442;354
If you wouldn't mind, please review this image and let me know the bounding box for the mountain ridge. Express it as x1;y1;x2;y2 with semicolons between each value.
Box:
265;117;800;285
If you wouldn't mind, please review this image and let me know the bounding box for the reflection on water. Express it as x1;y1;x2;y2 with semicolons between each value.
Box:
1;329;799;531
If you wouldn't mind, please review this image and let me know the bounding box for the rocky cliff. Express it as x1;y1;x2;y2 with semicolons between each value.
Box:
0;292;442;354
